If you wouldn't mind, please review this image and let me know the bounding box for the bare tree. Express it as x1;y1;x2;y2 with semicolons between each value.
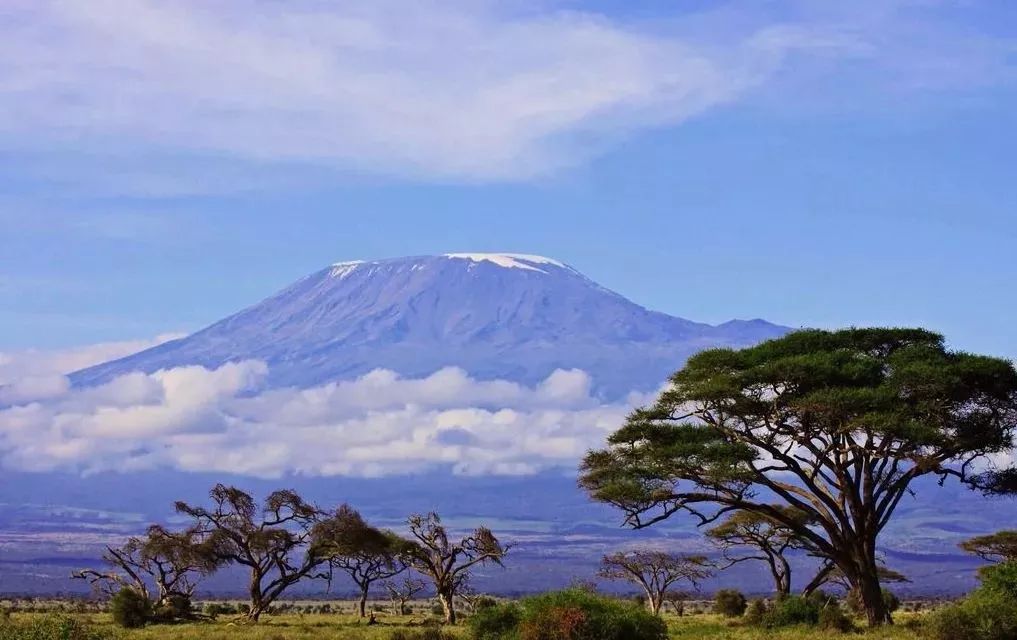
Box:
384;575;427;616
175;484;328;621
706;507;807;597
662;589;689;616
73;524;213;607
598;549;713;615
404;512;508;624
313;505;409;618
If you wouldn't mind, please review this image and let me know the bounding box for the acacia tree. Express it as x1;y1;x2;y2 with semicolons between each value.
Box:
384;575;427;615
580;328;1017;626
598;550;713;615
706;507;805;597
959;530;1017;564
74;524;214;607
175;484;329;621
404;512;508;624
313;505;409;618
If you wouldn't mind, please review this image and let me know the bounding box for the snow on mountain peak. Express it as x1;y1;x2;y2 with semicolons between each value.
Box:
443;253;567;272
329;260;364;279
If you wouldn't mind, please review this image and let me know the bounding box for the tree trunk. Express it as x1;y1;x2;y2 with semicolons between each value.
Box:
647;590;662;616
438;591;456;625
358;587;369;618
855;567;892;627
248;572;265;622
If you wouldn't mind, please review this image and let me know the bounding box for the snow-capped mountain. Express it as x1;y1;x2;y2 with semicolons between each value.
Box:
71;253;788;397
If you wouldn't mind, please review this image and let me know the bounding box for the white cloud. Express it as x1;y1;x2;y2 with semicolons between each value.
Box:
0;360;650;478
0;334;183;394
0;0;861;184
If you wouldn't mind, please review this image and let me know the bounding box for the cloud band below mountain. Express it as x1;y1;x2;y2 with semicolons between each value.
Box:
0;357;647;478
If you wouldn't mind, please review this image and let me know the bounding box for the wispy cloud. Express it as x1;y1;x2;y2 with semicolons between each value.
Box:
0;1;862;186
0;334;183;402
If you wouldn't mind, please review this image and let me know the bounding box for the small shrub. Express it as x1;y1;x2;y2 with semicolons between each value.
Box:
0;615;113;640
980;560;1017;597
469;589;665;640
740;598;764;622
761;595;818;628
468;602;521;640
743;599;768;625
390;628;456;640
713;589;747;617
109;587;151;628
151;595;192;623
818;602;852;632
472;596;498;612
923;590;1017;640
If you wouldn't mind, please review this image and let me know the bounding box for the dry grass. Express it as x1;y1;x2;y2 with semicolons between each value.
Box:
2;609;929;640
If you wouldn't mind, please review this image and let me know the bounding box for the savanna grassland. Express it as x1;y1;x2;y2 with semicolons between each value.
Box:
1;609;928;640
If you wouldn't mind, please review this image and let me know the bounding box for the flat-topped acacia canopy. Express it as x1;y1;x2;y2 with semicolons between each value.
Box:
580;327;1017;626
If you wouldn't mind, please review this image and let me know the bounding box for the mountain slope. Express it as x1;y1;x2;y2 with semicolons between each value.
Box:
71;253;789;397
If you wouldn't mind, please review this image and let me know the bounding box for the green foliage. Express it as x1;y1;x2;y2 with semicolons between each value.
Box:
978;559;1017;596
923;561;1017;640
0;615;114;640
202;602;237;618
760;595;818;628
389;627;456;640
743;599;768;625
467;602;521;640
960;530;1017;563
468;589;665;640
817;602;852;632
923;590;1017;640
109;588;151;628
712;589;747;617
151;595;192;623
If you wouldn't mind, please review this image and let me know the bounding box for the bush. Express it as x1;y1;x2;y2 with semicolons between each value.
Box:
923;590;1017;640
743;599;768;625
0;615;113;640
468;589;666;640
713;589;747;617
109;588;151;628
151;595;192;623
979;560;1017;597
390;628;456;640
923;564;1017;640
761;595;819;628
468;602;521;640
818;602;852;632
203;602;237;618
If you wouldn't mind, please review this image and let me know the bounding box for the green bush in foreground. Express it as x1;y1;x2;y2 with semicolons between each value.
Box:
468;588;666;640
924;561;1017;640
761;595;818;628
0;615;113;640
109;587;151;628
713;589;747;617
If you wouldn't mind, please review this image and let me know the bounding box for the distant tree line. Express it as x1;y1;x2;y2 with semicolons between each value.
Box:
75;484;508;625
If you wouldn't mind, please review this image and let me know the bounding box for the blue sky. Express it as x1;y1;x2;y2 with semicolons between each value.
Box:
1;0;1016;361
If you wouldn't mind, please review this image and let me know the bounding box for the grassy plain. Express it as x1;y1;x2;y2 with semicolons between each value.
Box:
3;610;927;640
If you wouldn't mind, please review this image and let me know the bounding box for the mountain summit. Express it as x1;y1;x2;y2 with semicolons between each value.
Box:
71;253;788;397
